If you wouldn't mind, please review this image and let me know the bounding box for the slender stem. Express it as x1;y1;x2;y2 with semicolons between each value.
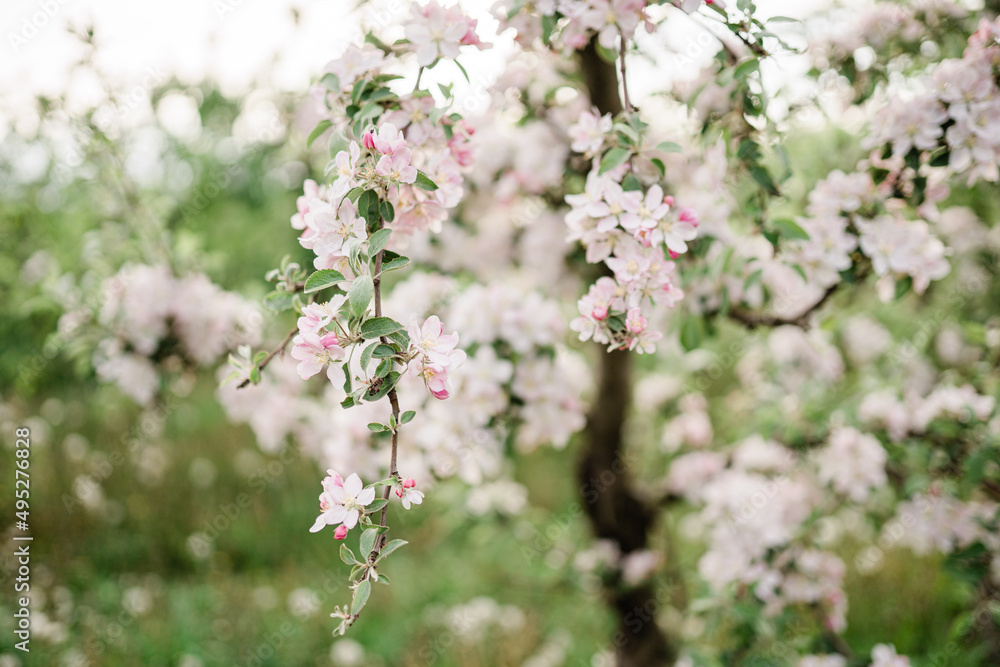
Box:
343;214;405;630
370;217;402;550
237;325;298;389
619;37;632;113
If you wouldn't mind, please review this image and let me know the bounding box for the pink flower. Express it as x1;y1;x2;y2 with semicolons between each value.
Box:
408;315;462;367
568;108;612;156
362;131;376;150
395;477;424;509
376;147;418;185
625;307;647;334
371;123;407;155
291;332;345;383
661;207;699;255
409;360;454;400
330;142;361;198
291;180;324;230
404;1;487;66
309;472;376;534
297;296;347;335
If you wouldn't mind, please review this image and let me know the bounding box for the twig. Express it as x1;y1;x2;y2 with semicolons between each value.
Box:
724;283;839;330
237;326;297;389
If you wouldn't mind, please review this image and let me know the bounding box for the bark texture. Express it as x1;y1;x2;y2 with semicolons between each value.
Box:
577;38;675;667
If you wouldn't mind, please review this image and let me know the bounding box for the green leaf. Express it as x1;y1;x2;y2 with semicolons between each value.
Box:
303;269;347;294
371;344;396;358
366;371;400;401
340;544;359;565
367;422;386;432
367;498;388;512
622;173;643;191
750;165;779;195
351;79;366;105
360;528;378;556
380;254;410;273
263;291;294;313
360;317;403;339
376;539;408;562
680;317;704;352
895;276;913;300
360;342;378;369
351;580;371;616
598;147;631;175
768;15;798;23
737;138;761;161
414;170;439;191
734;58;759;80
380;200;395;223
400;410;415;424
367;228;393;259
453;59;471;83
387;329;410;348
357;189;380;225
306;119;332;148
364;87;395;104
772;218;811;241
319;72;340;91
541;13;557;43
249;366;261;385
650;158;666;178
348;275;375;319
655;141;682;153
614;122;640;146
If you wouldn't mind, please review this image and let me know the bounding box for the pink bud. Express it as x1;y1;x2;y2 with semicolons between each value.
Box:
403;478;416;489
668;249;681;259
396;486;404;498
679;207;699;227
333;525;349;540
663;195;674;207
362;131;375;150
592;305;608;321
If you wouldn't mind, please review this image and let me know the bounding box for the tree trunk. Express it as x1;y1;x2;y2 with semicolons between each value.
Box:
576;39;675;667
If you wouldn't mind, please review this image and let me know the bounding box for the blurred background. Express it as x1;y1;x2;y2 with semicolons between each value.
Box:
2;1;999;666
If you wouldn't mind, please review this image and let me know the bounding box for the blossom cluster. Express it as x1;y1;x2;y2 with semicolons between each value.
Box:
404;0;490;66
781;167;950;302
309;469;424;540
218;274;586;493
491;0;724;50
860;383;996;442
565;111;698;353
866;17;1000;185
68;263;261;404
312;6;487;240
668;433;855;633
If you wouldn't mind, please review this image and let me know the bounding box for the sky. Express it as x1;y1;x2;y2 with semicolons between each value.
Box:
0;0;830;137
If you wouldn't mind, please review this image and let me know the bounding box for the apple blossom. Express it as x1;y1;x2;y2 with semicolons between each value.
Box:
395;478;424;509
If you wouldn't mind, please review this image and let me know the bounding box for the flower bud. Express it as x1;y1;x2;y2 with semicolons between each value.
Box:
334;525;349;540
362;131;376;150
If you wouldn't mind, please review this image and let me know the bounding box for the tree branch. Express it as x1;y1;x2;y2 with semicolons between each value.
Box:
725;283;839;331
578;36;675;667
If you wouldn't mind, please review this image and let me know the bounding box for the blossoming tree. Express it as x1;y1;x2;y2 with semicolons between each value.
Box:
44;0;1000;665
